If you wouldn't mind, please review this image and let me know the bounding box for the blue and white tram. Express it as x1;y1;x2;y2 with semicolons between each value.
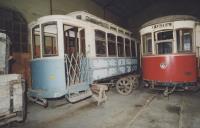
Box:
28;11;138;105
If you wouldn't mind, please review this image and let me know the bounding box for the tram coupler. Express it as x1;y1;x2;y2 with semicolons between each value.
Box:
28;96;48;107
163;86;176;96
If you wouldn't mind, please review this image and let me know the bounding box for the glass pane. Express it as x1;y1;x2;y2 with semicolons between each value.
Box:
95;40;106;56
95;30;106;57
117;36;124;57
80;29;85;56
157;31;173;40
176;29;193;52
125;38;131;57
63;25;79;56
131;40;136;57
95;30;106;41
108;33;116;56
42;22;58;57
157;42;172;54
142;33;152;54
183;30;192;51
147;39;152;52
32;25;40;58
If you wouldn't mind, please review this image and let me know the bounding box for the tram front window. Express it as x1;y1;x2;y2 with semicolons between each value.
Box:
42;22;58;57
156;42;172;54
157;31;173;40
155;31;173;54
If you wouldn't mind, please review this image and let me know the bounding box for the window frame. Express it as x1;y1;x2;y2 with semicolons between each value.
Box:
107;33;117;57
41;22;59;57
142;33;152;55
176;28;193;53
131;40;136;57
117;36;124;57
125;38;131;57
32;25;41;59
95;29;107;57
154;30;174;55
155;41;173;55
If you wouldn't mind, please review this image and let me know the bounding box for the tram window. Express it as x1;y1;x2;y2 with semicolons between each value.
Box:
32;25;41;58
156;42;172;54
131;40;136;57
107;33;116;56
125;38;131;57
80;29;86;56
142;33;152;54
117;36;124;57
42;22;58;57
95;30;106;57
176;29;193;52
157;31;173;40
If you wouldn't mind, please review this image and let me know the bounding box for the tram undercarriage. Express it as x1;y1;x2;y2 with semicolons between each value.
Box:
143;80;199;96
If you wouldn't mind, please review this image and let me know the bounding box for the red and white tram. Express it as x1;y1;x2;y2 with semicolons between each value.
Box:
140;15;200;95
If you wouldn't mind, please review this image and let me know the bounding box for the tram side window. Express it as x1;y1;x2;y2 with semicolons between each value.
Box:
131;40;136;57
142;33;152;54
107;33;116;56
32;25;40;58
80;29;86;56
125;38;131;57
117;36;124;57
95;30;106;57
42;22;58;57
176;29;193;52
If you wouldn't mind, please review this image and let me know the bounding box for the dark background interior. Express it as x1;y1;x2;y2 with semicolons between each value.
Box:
93;0;200;37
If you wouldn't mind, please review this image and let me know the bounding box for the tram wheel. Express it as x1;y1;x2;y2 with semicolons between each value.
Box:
116;77;133;95
128;75;139;89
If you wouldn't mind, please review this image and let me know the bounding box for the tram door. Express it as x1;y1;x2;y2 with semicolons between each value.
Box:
63;25;86;85
64;27;79;56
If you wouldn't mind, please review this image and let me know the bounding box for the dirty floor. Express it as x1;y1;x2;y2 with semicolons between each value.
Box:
3;88;200;128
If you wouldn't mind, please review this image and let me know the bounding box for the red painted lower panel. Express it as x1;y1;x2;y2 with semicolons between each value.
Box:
142;54;197;83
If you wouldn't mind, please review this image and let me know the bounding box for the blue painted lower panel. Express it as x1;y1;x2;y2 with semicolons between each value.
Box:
30;59;67;98
28;57;138;99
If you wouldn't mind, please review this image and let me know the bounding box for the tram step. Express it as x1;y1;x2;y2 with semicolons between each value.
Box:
67;89;92;103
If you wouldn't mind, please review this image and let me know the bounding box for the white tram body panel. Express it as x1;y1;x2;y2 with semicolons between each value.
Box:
28;11;138;102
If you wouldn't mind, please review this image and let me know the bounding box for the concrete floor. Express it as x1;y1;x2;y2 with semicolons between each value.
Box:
3;88;200;128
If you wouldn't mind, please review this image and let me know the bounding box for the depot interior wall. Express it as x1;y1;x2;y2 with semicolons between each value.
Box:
0;0;122;25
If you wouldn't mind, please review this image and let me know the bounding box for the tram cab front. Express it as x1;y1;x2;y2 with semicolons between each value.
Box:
140;15;198;91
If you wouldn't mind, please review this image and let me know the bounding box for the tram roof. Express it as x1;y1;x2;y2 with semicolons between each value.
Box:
141;15;198;28
67;11;133;37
